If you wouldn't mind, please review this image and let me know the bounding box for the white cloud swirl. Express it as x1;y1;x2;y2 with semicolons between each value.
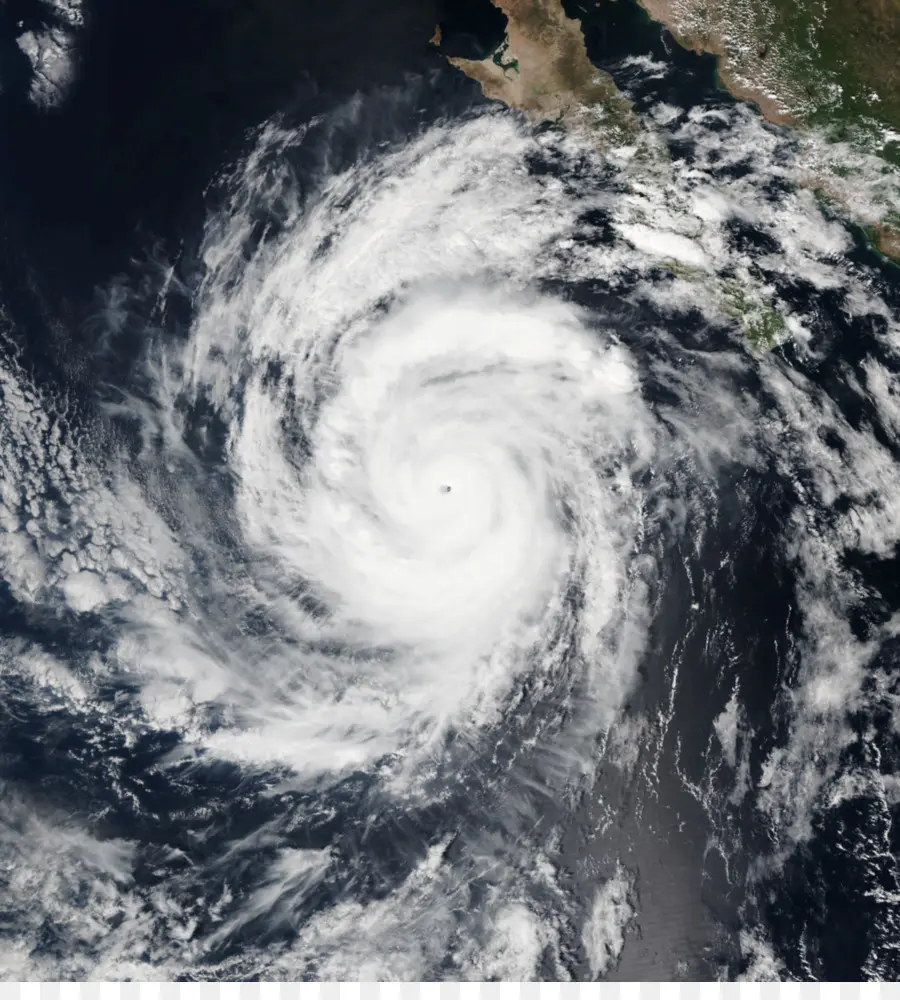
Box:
130;113;660;785
4;78;900;979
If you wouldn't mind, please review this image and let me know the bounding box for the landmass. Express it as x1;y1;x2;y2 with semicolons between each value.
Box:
633;0;900;259
435;0;641;149
635;0;900;135
433;0;900;263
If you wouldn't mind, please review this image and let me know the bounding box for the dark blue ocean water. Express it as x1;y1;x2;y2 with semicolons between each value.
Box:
0;0;899;981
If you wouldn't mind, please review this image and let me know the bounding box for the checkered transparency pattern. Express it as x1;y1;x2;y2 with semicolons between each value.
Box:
3;982;883;1000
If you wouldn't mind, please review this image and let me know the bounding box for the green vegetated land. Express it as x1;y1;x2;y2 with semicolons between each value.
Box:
764;0;900;258
781;0;900;134
635;0;900;259
655;0;900;134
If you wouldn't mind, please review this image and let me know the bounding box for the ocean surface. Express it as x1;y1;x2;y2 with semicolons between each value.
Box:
1;0;899;981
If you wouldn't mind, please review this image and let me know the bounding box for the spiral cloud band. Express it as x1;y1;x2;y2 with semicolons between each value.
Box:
4;78;900;978
233;291;649;774
136;112;663;788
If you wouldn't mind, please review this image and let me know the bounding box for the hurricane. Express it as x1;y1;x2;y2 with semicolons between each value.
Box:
2;52;900;980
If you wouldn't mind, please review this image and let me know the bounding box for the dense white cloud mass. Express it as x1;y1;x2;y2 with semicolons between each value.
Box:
1;74;899;978
14;1;83;108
